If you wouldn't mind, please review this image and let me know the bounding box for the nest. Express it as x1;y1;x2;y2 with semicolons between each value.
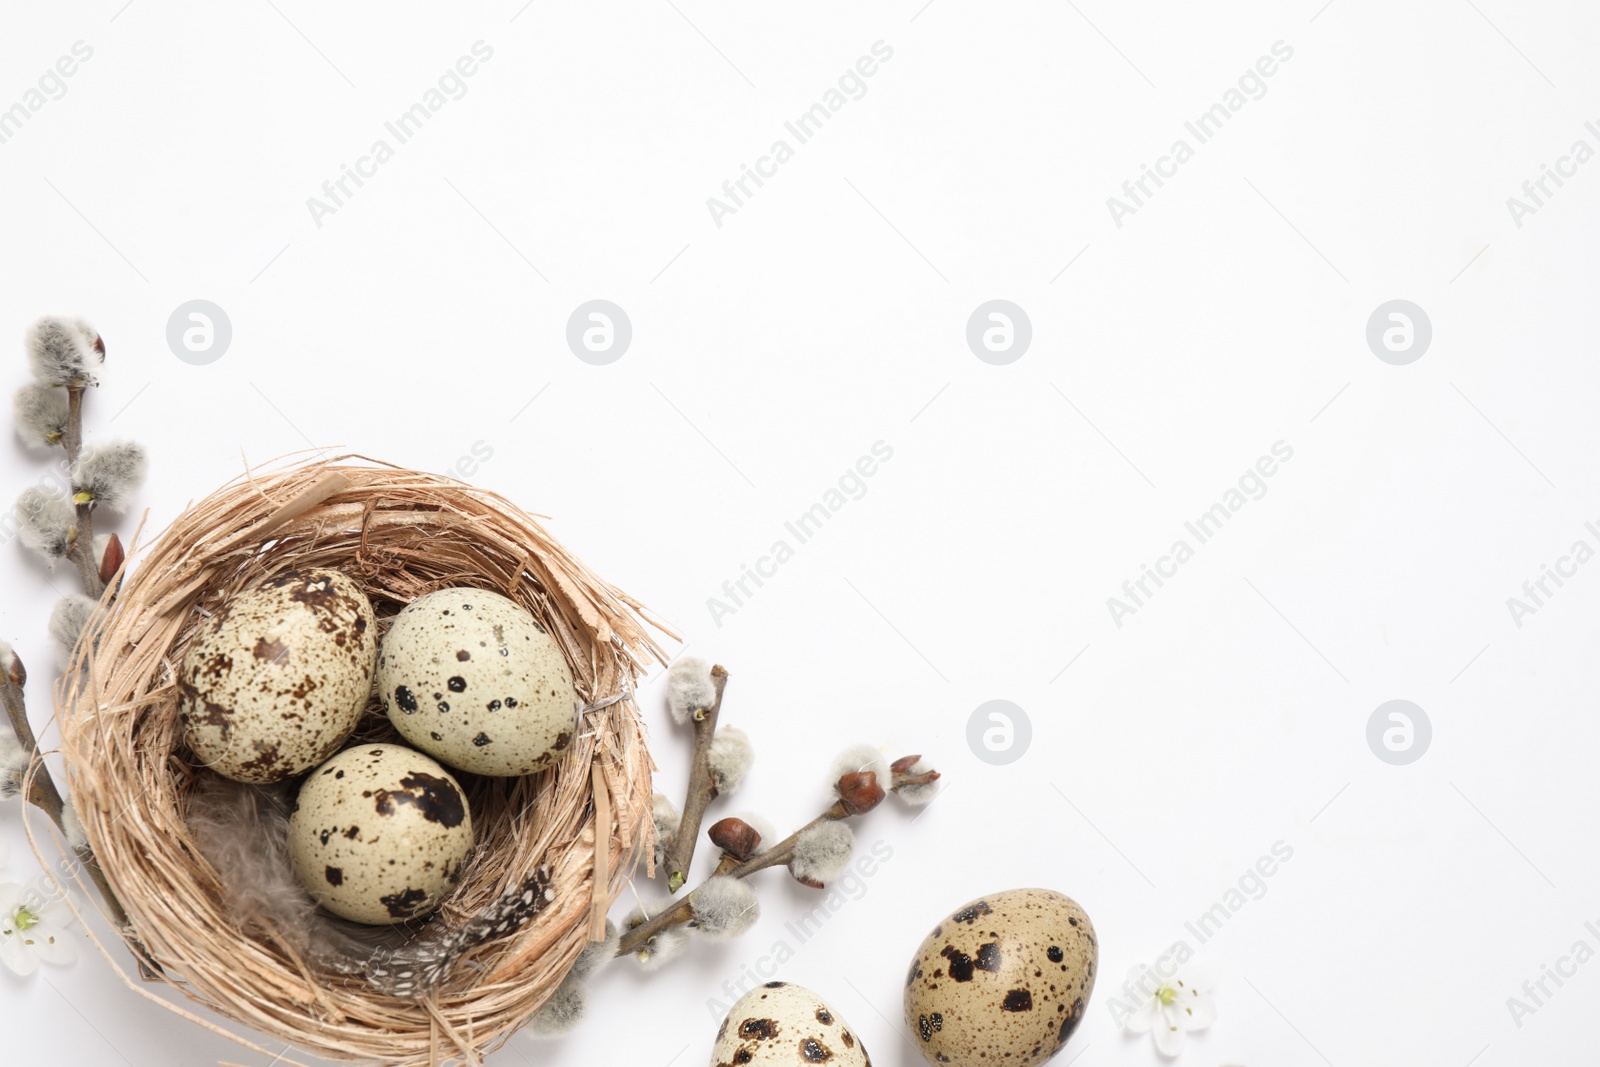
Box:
39;456;666;1066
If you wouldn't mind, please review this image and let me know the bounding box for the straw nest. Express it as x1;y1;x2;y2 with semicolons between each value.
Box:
40;456;666;1066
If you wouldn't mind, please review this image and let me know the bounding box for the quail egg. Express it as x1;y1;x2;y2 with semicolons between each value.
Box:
378;587;580;776
711;981;870;1066
288;743;474;925
904;888;1097;1067
178;568;376;784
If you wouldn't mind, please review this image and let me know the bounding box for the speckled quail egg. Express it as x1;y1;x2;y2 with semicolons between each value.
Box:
377;587;580;777
904;889;1097;1067
711;982;871;1067
178;568;377;784
288;743;474;925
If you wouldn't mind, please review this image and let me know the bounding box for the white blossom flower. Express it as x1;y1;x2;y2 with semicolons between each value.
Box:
1120;965;1215;1056
0;876;77;975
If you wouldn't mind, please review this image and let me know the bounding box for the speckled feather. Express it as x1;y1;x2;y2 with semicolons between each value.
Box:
188;773;557;998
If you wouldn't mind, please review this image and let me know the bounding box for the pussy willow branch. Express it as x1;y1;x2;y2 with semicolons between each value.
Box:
61;386;105;600
660;664;729;893
617;764;936;958
0;664;127;930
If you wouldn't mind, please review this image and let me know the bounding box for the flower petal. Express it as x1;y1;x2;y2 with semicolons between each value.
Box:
0;932;37;976
27;927;75;966
1153;1017;1186;1056
1125;996;1162;1034
1180;986;1216;1031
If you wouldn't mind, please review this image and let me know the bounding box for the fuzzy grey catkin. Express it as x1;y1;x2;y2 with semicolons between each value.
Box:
13;384;70;448
525;982;587;1037
652;792;680;868
0;755;22;800
0;729;23;803
526;919;620;1039
59;795;89;851
25;317;101;387
48;595;98;658
15;487;76;560
690;876;759;941
895;758;940;806
625;905;688;970
830;743;889;792
0;640;21;799
665;656;716;724
790;821;855;884
568;919;620;984
706;726;754;794
71;440;147;510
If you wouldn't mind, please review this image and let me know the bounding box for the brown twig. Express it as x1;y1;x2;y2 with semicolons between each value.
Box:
618;759;937;958
0;657;127;929
617;897;695;959
660;664;728;892
60;386;105;599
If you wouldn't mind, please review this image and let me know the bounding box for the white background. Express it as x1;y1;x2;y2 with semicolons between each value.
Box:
2;1;1597;1065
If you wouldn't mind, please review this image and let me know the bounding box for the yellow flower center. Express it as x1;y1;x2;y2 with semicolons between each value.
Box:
1157;985;1178;1005
14;906;40;932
